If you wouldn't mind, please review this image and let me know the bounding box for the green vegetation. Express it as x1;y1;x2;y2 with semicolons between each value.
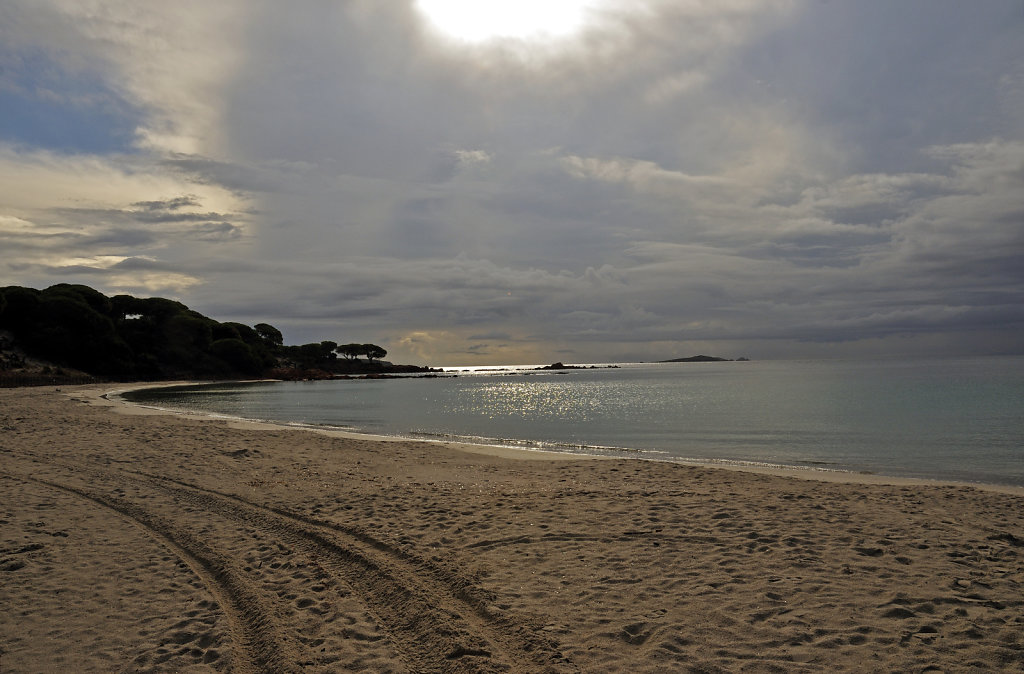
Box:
0;284;399;381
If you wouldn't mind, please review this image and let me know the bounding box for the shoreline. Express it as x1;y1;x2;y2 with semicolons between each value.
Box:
101;380;1024;495
3;384;1023;672
96;381;590;462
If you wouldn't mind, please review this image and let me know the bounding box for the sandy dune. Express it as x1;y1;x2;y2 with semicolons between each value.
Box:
1;385;1022;672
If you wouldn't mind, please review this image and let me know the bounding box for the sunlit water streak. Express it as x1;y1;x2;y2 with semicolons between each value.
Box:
122;357;1024;486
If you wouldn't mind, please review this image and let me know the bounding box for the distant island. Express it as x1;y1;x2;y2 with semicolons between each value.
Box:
0;283;437;386
534;362;619;371
659;355;749;363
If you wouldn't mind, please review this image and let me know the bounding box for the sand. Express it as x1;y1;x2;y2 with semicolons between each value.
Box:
1;385;1022;673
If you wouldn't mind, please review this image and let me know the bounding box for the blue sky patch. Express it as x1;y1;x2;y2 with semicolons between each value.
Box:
0;50;142;154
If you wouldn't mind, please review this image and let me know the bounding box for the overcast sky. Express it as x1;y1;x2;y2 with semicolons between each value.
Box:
1;0;1022;365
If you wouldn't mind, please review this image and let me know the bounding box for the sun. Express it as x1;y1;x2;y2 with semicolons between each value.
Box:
415;0;600;43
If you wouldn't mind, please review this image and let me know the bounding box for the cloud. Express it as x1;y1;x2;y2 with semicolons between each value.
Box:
1;0;1022;363
131;196;201;211
0;144;251;298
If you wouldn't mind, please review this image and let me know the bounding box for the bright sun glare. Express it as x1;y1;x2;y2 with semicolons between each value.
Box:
415;0;600;43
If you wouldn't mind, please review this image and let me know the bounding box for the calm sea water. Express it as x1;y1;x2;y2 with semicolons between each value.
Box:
122;357;1024;487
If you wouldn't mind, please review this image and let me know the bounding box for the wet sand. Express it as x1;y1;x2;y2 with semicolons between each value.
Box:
1;385;1022;672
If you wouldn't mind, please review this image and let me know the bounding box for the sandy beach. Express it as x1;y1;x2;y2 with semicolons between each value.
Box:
1;385;1022;673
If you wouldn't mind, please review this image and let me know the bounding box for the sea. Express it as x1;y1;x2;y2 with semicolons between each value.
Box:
120;356;1024;488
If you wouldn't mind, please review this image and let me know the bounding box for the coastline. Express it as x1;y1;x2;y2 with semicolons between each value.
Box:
2;384;1022;672
100;381;589;462
106;380;1024;495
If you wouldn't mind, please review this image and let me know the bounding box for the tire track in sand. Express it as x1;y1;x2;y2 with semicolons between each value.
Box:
7;472;300;674
132;471;574;673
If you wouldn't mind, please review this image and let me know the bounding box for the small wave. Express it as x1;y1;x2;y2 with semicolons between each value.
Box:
661;454;854;475
406;430;668;457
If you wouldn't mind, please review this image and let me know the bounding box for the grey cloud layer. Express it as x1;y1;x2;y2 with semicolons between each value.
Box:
1;0;1022;362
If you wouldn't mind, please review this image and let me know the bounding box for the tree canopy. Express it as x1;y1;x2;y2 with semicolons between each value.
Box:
0;284;399;381
334;343;387;361
0;284;278;379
